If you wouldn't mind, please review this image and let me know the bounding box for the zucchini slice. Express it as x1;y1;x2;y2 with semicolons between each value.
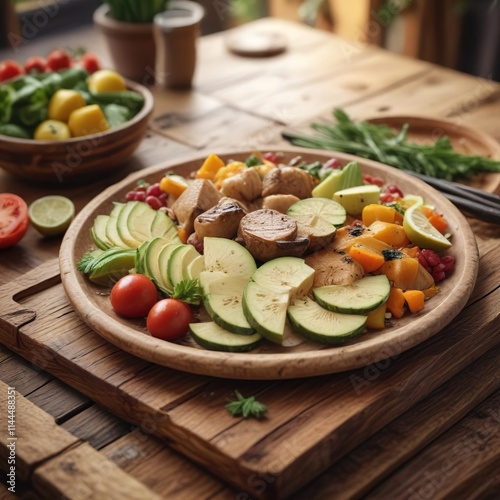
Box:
313;275;390;314
189;322;261;352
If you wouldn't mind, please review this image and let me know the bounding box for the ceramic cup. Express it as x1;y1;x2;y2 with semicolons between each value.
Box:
153;1;205;89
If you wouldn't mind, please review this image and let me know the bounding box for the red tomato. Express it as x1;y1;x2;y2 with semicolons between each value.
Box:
0;60;23;82
0;194;29;249
25;56;47;74
81;53;100;73
47;50;72;71
110;274;158;318
147;298;193;341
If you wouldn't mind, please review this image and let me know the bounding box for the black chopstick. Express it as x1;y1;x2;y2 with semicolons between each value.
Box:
402;170;500;223
403;171;500;209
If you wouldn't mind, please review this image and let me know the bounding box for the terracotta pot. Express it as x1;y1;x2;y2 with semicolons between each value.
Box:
93;4;156;84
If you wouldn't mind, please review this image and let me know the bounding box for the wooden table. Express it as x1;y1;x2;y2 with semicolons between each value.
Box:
1;18;499;499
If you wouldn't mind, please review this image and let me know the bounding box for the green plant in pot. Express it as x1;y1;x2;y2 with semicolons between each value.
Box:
94;0;169;83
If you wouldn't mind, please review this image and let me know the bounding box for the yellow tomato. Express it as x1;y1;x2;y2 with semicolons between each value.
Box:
68;105;109;137
34;120;71;141
48;89;86;122
88;69;126;92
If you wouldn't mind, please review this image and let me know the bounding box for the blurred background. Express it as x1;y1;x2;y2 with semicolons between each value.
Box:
1;0;499;80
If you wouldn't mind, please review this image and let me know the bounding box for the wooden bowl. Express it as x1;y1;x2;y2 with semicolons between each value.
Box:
0;80;154;184
60;147;479;380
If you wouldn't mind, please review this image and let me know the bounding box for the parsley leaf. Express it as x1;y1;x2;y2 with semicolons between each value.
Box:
226;391;268;419
172;278;202;304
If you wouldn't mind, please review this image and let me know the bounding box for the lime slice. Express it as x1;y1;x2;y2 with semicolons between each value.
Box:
29;195;75;237
403;205;452;252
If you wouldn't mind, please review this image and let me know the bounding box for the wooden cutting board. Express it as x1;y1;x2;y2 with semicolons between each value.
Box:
0;236;498;498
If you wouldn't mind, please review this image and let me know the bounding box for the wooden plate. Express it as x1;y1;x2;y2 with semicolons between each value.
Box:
59;147;479;380
366;115;500;194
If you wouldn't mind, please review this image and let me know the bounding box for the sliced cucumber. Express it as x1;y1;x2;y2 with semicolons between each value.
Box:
251;256;314;300
144;237;171;292
203;275;254;335
151;210;181;243
91;215;112;249
187;255;205;280
158;242;183;292
243;281;290;344
106;203;129;248
288;297;367;345
313;275;390;314
117;201;143;248
168;245;200;287
127;201;157;243
203;237;256;278
135;240;150;275
333;185;381;215
287;197;346;227
189;322;261;352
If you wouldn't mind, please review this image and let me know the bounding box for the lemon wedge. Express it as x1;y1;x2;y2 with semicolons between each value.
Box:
29;196;75;237
403;204;452;252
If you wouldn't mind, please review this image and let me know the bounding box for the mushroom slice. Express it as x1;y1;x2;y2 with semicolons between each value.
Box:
262;194;300;214
305;249;364;287
220;167;263;202
171;179;221;235
194;197;246;240
261;166;315;199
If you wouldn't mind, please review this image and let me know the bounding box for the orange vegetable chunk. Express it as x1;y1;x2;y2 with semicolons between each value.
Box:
195;154;225;180
369;221;410;248
377;256;419;290
428;213;448;234
178;226;188;243
403;290;425;313
348;244;385;273
160;176;187;197
362;204;397;226
386;287;405;318
366;303;387;330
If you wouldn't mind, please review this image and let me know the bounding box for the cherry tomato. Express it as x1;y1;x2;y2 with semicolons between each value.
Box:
147;298;193;341
25;56;47;74
81;53;100;73
110;274;158;318
47;50;72;71
0;60;23;82
0;194;29;249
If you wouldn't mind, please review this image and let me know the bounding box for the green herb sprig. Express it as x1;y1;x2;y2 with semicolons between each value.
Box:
172;279;202;305
226;391;268;419
283;109;500;181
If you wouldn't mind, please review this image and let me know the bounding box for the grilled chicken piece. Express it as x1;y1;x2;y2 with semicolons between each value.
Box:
171;179;221;235
237;209;308;261
194;198;246;241
261;194;300;214
305;248;364;287
261;166;315;199
220;167;262;202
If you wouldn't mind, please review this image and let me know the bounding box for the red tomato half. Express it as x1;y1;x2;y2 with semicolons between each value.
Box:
25;56;47;74
0;60;23;82
110;274;158;318
47;50;72;71
147;298;193;341
0;194;29;249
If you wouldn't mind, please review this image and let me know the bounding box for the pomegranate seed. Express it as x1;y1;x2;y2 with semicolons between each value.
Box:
323;158;341;169
158;192;168;203
433;263;445;272
146;184;162;197
263;152;283;164
363;174;374;184
125;191;136;201
386;184;404;198
135;186;147;192
135;191;146;202
371;177;385;187
432;270;446;282
146;196;163;210
441;255;455;273
380;193;394;203
421;249;440;267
